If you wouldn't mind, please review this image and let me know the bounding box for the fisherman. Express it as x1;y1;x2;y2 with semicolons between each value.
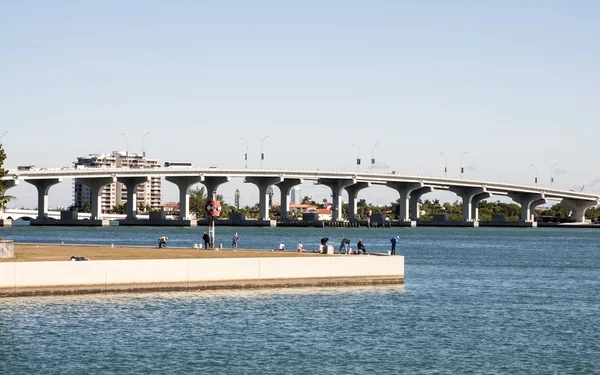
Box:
279;241;285;251
158;236;168;248
232;232;240;250
339;238;351;254
297;241;304;252
320;237;329;246
390;235;399;255
202;232;211;249
357;239;366;255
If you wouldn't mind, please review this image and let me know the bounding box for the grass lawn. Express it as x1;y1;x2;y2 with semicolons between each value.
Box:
1;244;327;262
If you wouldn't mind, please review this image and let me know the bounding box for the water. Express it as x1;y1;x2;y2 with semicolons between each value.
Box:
1;227;599;374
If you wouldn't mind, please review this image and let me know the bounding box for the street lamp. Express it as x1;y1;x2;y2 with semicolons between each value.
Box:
440;152;448;177
240;137;248;168
142;132;150;157
460;152;468;177
550;162;558;185
0;131;7;144
530;164;538;184
371;143;379;173
120;133;129;168
260;136;268;169
352;144;361;171
120;133;129;158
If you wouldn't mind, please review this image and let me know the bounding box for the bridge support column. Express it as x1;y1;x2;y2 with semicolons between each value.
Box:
386;182;427;221
165;176;203;220
318;178;356;221
470;192;491;222
507;193;546;223
25;178;62;219
450;187;488;222
117;177;150;220
561;198;598;223
201;176;231;198
346;182;371;221
409;187;433;221
78;177;117;220
245;176;283;220
275;178;303;221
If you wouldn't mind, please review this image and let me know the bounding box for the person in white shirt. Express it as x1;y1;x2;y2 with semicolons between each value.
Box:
158;236;168;248
297;242;304;252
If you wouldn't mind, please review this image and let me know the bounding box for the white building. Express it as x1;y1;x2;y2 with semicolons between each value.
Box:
290;186;302;205
72;151;161;213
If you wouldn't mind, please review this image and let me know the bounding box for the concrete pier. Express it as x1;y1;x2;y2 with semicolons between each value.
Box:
0;255;404;297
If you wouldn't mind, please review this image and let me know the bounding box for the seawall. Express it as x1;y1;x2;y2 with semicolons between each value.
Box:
0;256;404;297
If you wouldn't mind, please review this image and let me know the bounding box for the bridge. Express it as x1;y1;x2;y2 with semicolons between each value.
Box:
1;209;178;222
2;167;599;225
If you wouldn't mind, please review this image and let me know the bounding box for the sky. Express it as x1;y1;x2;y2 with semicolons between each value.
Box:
1;0;599;209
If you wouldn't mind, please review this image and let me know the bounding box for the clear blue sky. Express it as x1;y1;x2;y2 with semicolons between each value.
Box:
1;1;598;208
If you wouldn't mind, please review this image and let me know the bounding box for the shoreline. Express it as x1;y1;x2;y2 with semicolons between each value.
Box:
0;276;404;298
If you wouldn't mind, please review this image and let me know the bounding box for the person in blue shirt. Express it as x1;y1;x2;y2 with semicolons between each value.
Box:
390;235;399;255
232;232;240;250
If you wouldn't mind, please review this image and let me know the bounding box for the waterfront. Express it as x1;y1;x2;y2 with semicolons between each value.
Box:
1;227;599;373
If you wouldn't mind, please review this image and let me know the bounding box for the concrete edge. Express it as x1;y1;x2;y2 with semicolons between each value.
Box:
0;275;404;298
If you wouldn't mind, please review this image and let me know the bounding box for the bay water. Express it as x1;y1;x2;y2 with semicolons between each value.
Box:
0;226;599;373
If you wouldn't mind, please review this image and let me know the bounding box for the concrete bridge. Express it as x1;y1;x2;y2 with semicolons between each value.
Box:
2;167;599;225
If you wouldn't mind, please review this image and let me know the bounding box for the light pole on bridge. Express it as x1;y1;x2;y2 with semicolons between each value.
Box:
550;162;558;186
460;152;468;177
371;143;379;173
142;132;150;157
440;152;447;177
260;136;268;169
240;137;248;169
121;133;129;159
352;144;361;171
530;164;538;184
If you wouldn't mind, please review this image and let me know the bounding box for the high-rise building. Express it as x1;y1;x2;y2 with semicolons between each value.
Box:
72;151;161;213
290;186;302;204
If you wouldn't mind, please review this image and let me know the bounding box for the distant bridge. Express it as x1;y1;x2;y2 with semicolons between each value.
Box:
2;167;599;223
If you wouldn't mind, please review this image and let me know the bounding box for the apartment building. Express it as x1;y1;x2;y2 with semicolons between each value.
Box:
72;151;161;213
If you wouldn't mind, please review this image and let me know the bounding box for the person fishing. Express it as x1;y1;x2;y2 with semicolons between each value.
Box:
390;235;399;255
232;232;240;250
357;239;366;254
158;236;168;248
339;237;351;254
202;232;211;249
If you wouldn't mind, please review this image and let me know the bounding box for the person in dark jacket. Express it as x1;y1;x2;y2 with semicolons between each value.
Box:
357;239;366;254
202;232;211;249
339;238;351;253
320;237;329;246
